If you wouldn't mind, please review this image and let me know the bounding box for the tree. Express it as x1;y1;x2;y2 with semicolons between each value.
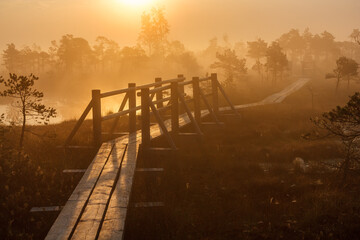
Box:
0;74;56;148
313;92;360;183
278;29;306;64
350;29;360;45
247;38;268;81
266;42;288;84
210;49;247;85
93;36;120;72
327;57;359;92
57;35;94;72
2;44;20;72
138;7;170;57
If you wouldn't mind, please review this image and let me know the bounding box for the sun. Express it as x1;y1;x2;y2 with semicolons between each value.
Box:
119;0;153;6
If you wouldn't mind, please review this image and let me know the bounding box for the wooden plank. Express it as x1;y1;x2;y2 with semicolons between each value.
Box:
98;134;139;239
134;202;165;208
30;206;63;212
64;100;93;147
71;141;127;240
63;169;86;173
45;141;114;240
136;168;164;172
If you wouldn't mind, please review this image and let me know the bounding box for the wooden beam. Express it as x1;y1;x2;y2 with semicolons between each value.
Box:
216;79;240;117
199;87;221;125
109;93;129;139
141;88;150;150
134;202;164;208
136;168;164;172
211;73;219;115
92;89;102;147
171;82;179;134
192;77;201;124
178;88;203;137
155;77;163;109
30;206;63;212
64;100;93;147
63;169;86;173
149;100;177;150
128;83;137;133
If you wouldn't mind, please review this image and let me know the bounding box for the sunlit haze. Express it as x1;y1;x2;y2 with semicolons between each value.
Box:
0;0;359;51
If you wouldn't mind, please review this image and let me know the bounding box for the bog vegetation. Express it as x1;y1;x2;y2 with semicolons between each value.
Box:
0;6;360;240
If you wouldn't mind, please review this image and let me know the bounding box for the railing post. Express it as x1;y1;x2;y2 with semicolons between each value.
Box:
141;88;150;150
178;74;184;113
128;83;136;133
171;82;179;134
192;77;201;124
92;89;102;147
155;77;163;108
211;73;219;115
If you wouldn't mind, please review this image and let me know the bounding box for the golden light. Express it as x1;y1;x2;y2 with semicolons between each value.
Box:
119;0;153;6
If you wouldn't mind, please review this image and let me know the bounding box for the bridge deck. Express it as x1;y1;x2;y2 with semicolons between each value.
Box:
45;78;309;240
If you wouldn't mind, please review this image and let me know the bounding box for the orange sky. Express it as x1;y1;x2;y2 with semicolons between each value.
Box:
0;0;359;51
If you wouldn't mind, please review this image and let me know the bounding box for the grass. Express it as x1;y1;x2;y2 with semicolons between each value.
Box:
0;75;360;239
124;77;360;240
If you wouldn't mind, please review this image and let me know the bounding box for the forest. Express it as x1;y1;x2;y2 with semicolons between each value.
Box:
0;8;359;119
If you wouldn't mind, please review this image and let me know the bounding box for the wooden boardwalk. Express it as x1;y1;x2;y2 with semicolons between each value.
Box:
45;78;309;240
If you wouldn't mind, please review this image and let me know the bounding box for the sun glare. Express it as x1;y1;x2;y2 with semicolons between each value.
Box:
119;0;153;6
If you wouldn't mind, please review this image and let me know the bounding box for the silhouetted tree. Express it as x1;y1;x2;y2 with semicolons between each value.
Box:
93;36;120;72
350;29;360;45
57;35;94;72
247;38;268;81
119;46;148;72
211;49;247;85
0;74;56;148
327;57;358;92
278;29;306;68
2;44;20;72
266;42;288;84
313;92;360;183
138;7;169;57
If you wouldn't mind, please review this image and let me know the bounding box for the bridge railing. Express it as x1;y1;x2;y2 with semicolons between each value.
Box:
63;73;238;150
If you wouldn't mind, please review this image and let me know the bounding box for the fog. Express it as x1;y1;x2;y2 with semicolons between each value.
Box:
0;0;359;120
0;0;359;50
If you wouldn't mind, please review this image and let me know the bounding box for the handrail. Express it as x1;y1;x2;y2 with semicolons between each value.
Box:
199;76;211;82
102;105;142;121
100;87;135;98
148;85;171;94
62;73;239;149
179;80;193;86
100;77;185;99
152;96;171;105
135;77;185;90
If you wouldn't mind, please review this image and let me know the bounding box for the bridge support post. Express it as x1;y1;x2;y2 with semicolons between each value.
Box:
211;73;219;115
171;82;179;135
92;89;102;147
192;77;201;124
178;74;185;113
141;88;150;150
155;78;163;109
128;83;136;133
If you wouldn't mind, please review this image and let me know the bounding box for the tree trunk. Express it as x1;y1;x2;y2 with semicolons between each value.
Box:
19;108;26;149
335;76;340;93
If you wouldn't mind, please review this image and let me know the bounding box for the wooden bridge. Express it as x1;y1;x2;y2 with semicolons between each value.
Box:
45;74;309;240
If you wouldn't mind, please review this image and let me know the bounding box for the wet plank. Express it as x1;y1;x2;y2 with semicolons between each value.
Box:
45;141;114;240
98;133;139;240
71;141;127;240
